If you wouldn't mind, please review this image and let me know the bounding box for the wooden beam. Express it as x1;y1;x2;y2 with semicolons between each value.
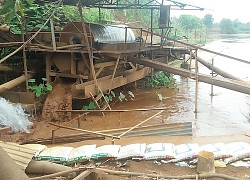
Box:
109;56;120;92
118;110;164;138
56;107;169;112
95;66;104;78
48;122;120;139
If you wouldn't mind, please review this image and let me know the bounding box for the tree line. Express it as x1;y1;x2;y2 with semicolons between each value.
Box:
1;0;250;36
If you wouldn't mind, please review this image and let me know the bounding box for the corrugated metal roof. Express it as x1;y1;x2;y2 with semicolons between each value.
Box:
98;122;192;137
0;141;37;170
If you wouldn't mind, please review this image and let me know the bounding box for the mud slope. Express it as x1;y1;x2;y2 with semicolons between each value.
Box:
41;78;72;122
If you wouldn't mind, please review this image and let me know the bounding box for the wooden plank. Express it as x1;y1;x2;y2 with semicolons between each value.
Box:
84;67;150;97
49;72;88;79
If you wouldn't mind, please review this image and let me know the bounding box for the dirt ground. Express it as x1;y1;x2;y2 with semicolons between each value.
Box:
1;79;250;180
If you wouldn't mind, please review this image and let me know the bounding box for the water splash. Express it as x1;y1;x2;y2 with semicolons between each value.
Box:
0;97;33;133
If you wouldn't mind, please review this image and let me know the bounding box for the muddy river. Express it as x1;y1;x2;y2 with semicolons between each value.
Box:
109;34;250;137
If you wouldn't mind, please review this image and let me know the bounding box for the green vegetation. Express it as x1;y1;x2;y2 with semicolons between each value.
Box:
82;90;135;110
146;71;174;89
0;0;113;34
27;78;52;98
27;78;52;104
1;0;250;37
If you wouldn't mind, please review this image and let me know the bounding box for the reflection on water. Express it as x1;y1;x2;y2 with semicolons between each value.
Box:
176;34;250;136
114;34;250;137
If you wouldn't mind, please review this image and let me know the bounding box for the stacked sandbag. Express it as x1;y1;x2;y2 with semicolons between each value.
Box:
21;141;250;166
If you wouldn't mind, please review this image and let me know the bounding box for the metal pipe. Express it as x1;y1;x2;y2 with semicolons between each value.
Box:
0;73;33;93
128;57;250;95
0;65;12;72
190;51;241;81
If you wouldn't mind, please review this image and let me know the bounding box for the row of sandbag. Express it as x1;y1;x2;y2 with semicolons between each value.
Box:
22;141;250;165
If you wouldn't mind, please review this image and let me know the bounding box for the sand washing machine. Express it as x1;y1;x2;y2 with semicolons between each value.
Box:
43;22;150;99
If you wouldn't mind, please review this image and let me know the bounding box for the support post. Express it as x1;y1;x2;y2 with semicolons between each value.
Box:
194;49;198;113
21;19;29;91
108;55;120;93
50;19;57;51
210;58;214;96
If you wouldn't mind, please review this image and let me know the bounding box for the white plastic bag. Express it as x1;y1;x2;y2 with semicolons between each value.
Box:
35;146;73;163
66;144;96;164
171;143;199;162
22;144;47;157
144;143;175;160
199;143;231;159
117;143;146;160
224;142;250;164
91;145;121;159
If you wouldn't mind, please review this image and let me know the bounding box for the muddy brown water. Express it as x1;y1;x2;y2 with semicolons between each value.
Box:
89;35;250;137
24;35;250;143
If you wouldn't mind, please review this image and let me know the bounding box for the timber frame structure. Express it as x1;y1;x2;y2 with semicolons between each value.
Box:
0;0;200;104
1;0;250;111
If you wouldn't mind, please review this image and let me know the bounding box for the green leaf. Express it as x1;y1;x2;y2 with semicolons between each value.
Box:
82;106;89;110
0;1;15;15
35;90;42;97
110;90;116;97
42;78;47;81
5;10;16;22
89;101;97;110
46;84;52;91
26;0;34;6
28;78;36;83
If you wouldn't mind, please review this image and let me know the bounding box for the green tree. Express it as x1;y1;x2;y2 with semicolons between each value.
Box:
202;14;214;29
0;0;113;33
178;14;204;29
220;18;235;34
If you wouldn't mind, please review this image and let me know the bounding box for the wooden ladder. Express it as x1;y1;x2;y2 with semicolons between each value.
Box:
89;86;111;116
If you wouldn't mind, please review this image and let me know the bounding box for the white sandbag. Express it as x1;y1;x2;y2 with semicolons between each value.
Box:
224;142;250;164
91;145;121;159
117;143;146;160
144;143;175;160
22;144;47;157
35;146;73;163
199;143;231;159
66;144;96;165
171;143;199;162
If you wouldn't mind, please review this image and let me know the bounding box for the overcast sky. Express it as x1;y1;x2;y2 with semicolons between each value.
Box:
168;0;250;23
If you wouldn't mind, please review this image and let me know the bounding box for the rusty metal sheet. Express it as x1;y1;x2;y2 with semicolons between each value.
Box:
0;141;37;170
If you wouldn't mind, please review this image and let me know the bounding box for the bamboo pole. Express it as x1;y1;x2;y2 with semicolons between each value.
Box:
95;168;242;180
118;110;164;138
0;73;33;93
142;29;249;65
108;55;120;93
0;0;63;64
56;107;169;113
48;122;120;139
